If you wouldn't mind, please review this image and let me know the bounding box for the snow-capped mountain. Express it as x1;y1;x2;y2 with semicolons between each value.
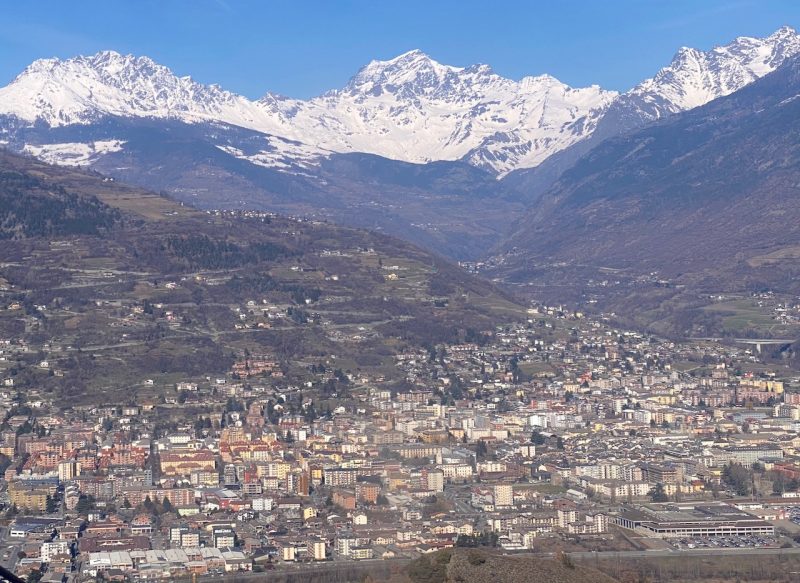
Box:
0;51;266;127
0;51;329;169
254;50;616;174
0;26;798;177
593;25;800;140
0;49;616;175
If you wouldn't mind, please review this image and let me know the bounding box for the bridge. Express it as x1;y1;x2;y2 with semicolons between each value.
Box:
690;337;797;354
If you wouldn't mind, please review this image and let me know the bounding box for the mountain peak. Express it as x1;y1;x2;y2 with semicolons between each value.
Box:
390;48;433;61
83;50;156;68
673;45;700;57
768;25;798;40
519;73;563;85
18;56;60;77
375;49;447;68
723;25;800;53
18;50;171;84
0;50;253;127
587;25;800;146
86;49;128;62
626;26;800;110
342;49;461;95
27;50;149;69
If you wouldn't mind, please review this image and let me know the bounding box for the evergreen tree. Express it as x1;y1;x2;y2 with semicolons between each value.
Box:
649;483;669;502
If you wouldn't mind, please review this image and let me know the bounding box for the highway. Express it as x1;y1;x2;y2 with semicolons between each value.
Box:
194;557;409;582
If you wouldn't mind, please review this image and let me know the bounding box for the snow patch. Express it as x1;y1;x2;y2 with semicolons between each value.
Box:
216;137;327;171
22;140;125;166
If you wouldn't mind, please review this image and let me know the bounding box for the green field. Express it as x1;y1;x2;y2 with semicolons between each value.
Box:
703;298;791;336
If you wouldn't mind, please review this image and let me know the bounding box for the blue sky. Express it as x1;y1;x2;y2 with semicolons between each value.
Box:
1;0;798;99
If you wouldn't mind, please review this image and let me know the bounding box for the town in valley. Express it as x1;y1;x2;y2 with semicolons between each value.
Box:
3;284;800;580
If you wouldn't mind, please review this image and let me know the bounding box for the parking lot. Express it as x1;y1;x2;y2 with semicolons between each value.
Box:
671;535;780;550
786;506;800;526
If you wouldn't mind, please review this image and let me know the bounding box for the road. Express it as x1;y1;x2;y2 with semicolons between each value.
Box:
194;557;410;582
567;546;800;559
443;487;474;515
0;526;21;574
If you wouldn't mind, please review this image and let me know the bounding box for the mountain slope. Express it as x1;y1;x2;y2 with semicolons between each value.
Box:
0;28;798;263
0;171;118;240
593;25;800;141
503;26;800;200
494;54;800;334
2;117;527;260
0;149;524;404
